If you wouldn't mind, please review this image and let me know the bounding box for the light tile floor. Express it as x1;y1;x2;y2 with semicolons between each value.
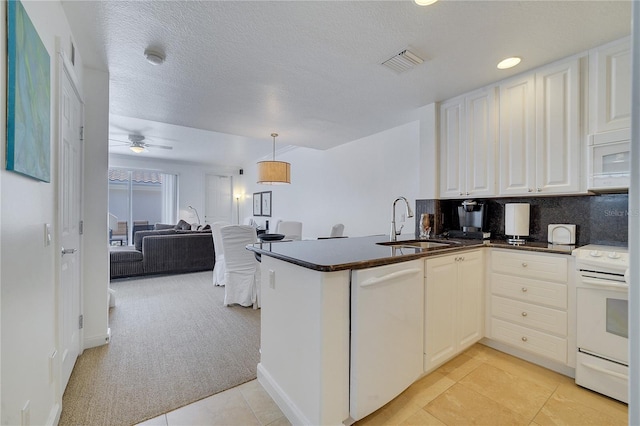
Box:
137;343;628;426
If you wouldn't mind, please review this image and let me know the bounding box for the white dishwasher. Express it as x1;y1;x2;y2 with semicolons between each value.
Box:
350;259;424;421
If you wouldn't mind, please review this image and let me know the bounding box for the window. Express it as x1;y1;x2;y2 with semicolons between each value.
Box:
108;169;177;244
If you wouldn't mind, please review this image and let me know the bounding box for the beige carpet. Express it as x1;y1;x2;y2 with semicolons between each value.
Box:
59;271;261;426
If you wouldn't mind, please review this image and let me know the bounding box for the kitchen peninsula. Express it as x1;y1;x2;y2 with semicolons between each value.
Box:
248;235;577;425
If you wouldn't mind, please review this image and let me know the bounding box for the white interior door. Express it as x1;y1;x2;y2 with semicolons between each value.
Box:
59;54;84;392
205;174;233;225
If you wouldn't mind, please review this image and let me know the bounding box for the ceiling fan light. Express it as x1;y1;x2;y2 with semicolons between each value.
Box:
144;49;165;65
129;145;145;153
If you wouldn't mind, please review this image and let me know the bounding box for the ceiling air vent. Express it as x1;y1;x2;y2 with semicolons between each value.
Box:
381;49;424;73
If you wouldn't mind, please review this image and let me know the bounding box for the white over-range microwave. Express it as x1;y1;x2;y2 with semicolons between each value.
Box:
588;128;631;191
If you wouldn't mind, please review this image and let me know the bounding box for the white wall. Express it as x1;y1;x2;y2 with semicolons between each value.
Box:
0;1;89;424
239;120;435;239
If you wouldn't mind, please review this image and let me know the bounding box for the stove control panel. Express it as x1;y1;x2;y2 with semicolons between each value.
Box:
573;244;629;273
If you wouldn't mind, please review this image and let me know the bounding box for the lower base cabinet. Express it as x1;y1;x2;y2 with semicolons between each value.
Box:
424;249;484;372
487;249;572;366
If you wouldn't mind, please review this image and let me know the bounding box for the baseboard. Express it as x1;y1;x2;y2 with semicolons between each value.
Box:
480;338;576;378
257;363;312;426
83;330;111;350
46;403;61;426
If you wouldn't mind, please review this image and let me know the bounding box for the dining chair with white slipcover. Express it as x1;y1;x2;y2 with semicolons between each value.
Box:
220;225;261;308
211;221;231;286
276;221;303;241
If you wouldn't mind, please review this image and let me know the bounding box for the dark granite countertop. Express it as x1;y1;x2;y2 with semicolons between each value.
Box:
247;234;578;272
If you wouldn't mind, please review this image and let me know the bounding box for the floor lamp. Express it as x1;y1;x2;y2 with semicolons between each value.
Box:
235;195;241;224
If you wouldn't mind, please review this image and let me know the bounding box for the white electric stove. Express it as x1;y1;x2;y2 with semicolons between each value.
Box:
572;244;629;403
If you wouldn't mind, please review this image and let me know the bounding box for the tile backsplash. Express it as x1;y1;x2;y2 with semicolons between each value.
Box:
416;193;628;247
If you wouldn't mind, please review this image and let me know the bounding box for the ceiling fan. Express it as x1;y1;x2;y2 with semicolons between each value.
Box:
109;134;173;153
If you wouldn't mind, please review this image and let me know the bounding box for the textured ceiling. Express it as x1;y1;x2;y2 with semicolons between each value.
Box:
61;0;632;165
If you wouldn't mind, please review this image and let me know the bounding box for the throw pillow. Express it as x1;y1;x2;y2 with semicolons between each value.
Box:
175;219;190;230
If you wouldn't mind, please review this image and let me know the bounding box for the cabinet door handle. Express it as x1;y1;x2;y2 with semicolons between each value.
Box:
521;287;528;292
521;336;528;342
537;188;542;192
528;188;533;193
521;262;528;267
521;312;528;317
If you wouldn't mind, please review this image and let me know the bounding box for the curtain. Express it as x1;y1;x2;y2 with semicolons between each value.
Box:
161;173;177;224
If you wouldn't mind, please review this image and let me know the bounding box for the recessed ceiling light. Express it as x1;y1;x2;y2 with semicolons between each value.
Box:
497;57;522;70
144;49;165;65
414;0;438;5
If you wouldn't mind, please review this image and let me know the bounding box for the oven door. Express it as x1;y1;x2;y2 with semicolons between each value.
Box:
576;273;628;364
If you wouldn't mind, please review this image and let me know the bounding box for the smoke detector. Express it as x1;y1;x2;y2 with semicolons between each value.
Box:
381;49;424;73
144;49;165;65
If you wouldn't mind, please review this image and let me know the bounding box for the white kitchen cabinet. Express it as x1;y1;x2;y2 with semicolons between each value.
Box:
424;249;484;372
440;87;497;199
488;249;570;365
589;37;631;134
499;58;581;195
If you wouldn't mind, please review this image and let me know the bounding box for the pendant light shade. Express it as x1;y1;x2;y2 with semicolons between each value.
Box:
257;133;291;184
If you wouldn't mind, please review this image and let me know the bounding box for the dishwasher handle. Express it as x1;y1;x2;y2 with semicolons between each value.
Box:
360;268;422;288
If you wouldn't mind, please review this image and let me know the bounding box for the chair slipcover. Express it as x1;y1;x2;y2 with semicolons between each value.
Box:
330;223;345;237
277;221;303;241
211;221;231;286
220;225;260;308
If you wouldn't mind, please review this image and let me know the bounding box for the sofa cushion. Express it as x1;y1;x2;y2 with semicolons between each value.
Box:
134;229;177;250
109;246;143;262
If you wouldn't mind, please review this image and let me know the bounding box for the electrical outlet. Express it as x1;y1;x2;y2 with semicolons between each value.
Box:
401;213;406;222
269;270;275;289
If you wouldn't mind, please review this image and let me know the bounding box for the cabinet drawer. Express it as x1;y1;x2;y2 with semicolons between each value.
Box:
491;250;568;283
491;318;567;364
491;295;567;336
492;273;567;309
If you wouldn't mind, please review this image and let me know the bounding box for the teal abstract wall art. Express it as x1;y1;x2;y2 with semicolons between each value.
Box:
6;0;51;182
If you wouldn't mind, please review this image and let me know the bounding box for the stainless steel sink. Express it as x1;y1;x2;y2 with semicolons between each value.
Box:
377;239;459;250
395;241;450;249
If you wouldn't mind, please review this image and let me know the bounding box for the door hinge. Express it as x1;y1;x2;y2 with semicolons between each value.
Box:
79;220;84;235
79;126;84;141
79;315;84;329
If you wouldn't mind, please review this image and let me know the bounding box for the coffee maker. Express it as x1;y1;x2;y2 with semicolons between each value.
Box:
449;199;491;239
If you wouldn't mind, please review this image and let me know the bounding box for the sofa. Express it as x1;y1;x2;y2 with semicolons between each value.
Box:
110;222;215;279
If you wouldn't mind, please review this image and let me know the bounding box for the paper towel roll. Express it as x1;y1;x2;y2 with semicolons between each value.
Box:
505;203;530;237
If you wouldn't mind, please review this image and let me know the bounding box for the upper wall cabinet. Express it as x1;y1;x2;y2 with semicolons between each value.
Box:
499;58;581;196
440;87;497;199
589;37;631;134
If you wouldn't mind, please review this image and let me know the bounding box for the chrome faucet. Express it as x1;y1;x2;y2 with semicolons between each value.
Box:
390;196;414;241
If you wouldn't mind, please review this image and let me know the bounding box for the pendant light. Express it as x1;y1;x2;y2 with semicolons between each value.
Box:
257;133;291;184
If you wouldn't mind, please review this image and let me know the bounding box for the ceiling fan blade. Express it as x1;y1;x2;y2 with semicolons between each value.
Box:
108;138;130;145
147;144;173;150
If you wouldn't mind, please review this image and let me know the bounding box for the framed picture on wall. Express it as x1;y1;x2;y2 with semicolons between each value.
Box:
261;191;272;217
253;193;262;216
